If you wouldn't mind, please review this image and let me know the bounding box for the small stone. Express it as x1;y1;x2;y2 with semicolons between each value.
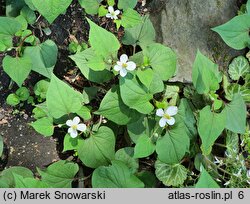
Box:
0;119;8;125
23;114;28;120
0;113;4;120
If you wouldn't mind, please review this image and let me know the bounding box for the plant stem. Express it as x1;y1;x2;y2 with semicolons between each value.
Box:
35;14;42;23
133;45;136;55
204;156;232;177
214;143;227;148
15;33;33;57
8;80;14;90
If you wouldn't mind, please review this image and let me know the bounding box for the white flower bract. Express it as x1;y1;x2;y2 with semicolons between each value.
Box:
156;106;178;127
106;6;120;20
247;170;250;179
66;116;86;138
114;54;136;77
214;156;223;165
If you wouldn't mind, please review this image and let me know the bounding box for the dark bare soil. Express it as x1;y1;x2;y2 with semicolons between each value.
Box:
0;0;91;171
0;108;59;171
0;0;147;176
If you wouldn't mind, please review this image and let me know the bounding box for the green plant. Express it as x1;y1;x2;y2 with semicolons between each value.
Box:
6;87;30;106
212;3;250;50
0;0;249;188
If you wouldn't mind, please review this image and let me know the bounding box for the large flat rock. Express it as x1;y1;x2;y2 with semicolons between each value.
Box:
149;0;243;82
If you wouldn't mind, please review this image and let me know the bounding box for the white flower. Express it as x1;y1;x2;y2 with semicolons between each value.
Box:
240;139;245;146
214;156;223;165
247;170;250;179
66;116;86;138
156;106;178;127
114;54;136;77
106;6;120;20
224;181;230;186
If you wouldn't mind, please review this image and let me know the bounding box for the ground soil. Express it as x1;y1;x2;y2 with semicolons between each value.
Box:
0;0;152;186
0;0;91;172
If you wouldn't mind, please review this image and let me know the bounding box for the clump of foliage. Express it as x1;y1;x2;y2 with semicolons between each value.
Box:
0;0;249;188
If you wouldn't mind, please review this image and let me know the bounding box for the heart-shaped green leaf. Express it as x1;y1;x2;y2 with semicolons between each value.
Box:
119;74;154;114
6;94;20;106
24;40;58;78
127;117;147;143
78;0;102;15
223;94;246;134
195;167;220;188
177;99;197;140
14;174;50;188
122;16;155;48
127;116;156;143
118;0;137;10
30;117;54;137
96;86;142;125
155;160;188;187
3;55;32;87
148;72;165;94
32;0;73;23
78;126;115;168
70;48;113;83
226;84;250;103
34;80;50;99
46;74;83;118
134;134;155;158
198;106;226;155
63;134;84;152
192;51;222;94
16;87;30;101
144;43;177;81
115;147;139;174
37;160;79;188
0;17;22;51
212;14;250;50
92;160;144;188
121;8;142;28
136;68;154;89
0;167;33;188
156;122;190;164
228;56;249;80
87;18;120;57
